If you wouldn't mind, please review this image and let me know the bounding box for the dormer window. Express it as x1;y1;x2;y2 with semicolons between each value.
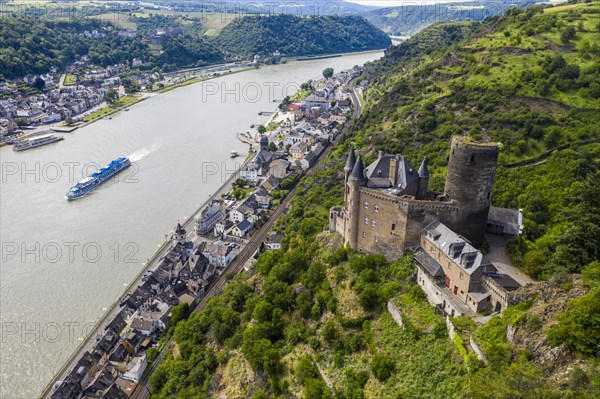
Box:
377;169;383;176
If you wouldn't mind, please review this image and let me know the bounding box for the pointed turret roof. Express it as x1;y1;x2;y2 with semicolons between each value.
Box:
349;155;365;181
344;147;356;172
418;158;430;178
175;223;186;234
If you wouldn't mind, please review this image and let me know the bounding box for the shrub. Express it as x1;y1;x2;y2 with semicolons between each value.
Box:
371;354;395;381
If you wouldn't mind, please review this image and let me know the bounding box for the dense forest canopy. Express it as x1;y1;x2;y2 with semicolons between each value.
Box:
0;14;392;79
213;15;392;57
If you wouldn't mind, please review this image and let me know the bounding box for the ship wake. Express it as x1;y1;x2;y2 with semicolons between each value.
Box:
128;142;161;162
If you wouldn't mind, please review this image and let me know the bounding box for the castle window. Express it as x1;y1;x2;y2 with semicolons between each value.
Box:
460;272;463;280
487;191;491;199
372;220;376;227
362;232;366;238
391;223;396;231
374;205;379;212
364;201;368;209
374;235;379;242
470;154;475;163
364;217;369;225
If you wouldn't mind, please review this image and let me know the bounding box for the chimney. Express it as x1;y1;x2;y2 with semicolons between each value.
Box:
389;156;398;186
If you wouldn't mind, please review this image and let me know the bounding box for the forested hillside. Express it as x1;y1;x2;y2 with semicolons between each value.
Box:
213;15;392;57
0;14;390;79
147;2;600;399
0;16;224;79
0;18;151;79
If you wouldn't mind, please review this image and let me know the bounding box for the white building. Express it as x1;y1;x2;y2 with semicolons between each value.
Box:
201;241;234;268
195;201;224;235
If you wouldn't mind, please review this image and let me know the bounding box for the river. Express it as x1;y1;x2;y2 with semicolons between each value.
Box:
0;51;383;399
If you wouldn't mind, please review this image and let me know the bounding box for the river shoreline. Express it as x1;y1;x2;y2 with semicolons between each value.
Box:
10;49;384;144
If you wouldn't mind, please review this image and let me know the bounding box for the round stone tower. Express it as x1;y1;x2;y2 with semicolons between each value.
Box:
444;136;499;247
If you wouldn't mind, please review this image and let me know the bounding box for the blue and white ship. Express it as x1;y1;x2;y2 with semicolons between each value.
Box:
65;157;131;200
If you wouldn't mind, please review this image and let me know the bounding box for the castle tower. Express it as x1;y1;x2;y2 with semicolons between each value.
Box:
346;155;365;249
417;158;429;200
444;136;499;247
343;147;356;183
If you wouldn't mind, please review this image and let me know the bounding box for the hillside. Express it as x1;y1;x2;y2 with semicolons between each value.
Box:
364;0;537;36
147;2;600;399
0;16;224;79
212;15;392;58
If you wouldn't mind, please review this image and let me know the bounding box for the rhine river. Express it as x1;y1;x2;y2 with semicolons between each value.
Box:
0;51;382;399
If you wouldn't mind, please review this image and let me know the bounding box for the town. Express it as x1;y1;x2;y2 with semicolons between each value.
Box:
0;48;256;143
47;66;362;399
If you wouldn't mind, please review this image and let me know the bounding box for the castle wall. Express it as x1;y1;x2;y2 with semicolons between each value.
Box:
444;137;499;246
349;188;460;259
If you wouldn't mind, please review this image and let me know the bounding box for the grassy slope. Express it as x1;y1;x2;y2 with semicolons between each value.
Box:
149;3;600;399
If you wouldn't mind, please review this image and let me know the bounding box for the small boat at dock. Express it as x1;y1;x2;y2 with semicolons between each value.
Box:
230;150;239;158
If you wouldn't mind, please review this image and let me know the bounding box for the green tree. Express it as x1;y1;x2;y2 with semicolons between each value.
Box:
14;118;28;127
561;26;577;44
32;77;45;90
257;125;266;134
323;67;334;79
547;287;600;355
104;88;118;105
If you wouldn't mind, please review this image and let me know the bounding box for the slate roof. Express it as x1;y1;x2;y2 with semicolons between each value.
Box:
413;248;444;278
349;156;365;181
236;219;253;232
487;206;522;236
365;155;419;189
344;148;356;172
422;220;492;275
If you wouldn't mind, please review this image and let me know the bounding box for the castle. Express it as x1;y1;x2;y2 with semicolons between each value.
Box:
330;136;499;256
330;136;523;315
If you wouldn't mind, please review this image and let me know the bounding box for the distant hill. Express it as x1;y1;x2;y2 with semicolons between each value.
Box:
364;0;539;36
213;14;392;58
